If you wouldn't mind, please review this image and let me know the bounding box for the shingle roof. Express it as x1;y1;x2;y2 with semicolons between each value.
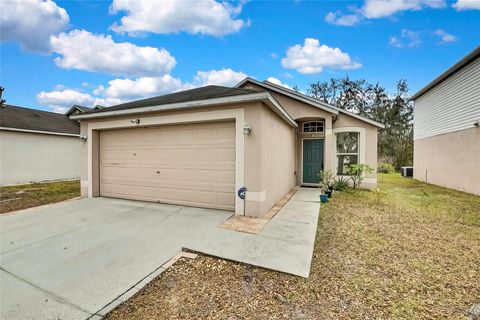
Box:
65;104;92;116
82;85;264;115
0;104;80;135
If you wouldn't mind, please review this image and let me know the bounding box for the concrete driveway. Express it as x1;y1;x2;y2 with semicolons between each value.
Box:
0;198;232;320
0;188;320;320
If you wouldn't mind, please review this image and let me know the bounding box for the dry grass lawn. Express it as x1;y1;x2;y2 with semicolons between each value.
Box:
106;174;480;320
0;180;80;214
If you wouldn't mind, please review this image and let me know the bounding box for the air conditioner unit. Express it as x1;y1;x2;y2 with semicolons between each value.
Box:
401;166;413;177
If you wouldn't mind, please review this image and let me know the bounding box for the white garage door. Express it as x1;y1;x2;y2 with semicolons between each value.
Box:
99;121;236;211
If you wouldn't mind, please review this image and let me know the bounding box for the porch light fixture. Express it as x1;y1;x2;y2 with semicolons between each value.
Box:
79;134;87;142
474;120;480;127
243;123;251;135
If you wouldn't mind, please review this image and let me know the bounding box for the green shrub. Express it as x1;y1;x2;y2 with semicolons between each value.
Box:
348;164;373;188
333;176;350;191
377;162;395;173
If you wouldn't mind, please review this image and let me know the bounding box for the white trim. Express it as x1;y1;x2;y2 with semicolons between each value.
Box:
0;127;79;137
332;127;366;175
245;190;266;202
302;120;324;133
236;78;338;115
85;108;246;215
71;92;297;128
300;137;325;185
236;78;385;128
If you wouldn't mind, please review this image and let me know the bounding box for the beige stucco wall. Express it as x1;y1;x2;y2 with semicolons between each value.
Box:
79;101;296;217
258;104;296;215
414;127;480;195
241;82;379;188
333;113;379;187
0;130;80;185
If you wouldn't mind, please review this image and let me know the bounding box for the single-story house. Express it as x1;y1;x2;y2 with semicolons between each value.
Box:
0;104;81;185
411;46;480;195
71;78;384;217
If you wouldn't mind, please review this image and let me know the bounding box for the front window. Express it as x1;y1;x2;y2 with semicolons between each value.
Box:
336;132;359;175
303;121;324;133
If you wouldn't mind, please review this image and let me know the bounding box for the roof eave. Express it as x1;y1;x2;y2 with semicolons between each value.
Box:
236;77;339;115
0;126;80;137
236;78;385;128
70;92;298;128
410;45;480;101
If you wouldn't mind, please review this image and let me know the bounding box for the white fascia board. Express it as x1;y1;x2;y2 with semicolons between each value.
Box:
337;110;385;128
236;78;339;115
236;78;385;128
70;92;298;127
71;92;269;120
0;127;80;137
264;94;298;127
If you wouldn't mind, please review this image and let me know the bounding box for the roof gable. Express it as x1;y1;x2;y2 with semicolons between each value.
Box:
236;78;384;128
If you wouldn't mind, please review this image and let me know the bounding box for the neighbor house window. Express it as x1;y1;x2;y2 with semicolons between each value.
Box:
336;132;359;175
303;121;324;133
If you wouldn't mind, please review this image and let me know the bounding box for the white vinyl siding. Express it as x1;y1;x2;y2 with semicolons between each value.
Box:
414;57;480;140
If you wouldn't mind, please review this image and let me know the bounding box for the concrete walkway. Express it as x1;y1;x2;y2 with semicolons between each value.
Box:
0;188;320;320
185;187;320;277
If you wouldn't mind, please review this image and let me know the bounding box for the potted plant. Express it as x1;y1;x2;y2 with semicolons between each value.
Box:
318;170;334;201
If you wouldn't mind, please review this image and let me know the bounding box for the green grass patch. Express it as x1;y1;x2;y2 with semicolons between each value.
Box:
0;180;80;214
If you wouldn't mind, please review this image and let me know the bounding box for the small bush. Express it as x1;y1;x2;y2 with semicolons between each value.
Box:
377;162;395;174
333;176;350;191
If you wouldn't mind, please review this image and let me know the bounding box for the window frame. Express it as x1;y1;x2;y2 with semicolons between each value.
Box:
302;121;324;133
335;131;360;175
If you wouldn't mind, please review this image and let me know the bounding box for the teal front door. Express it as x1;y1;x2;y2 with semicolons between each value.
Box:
303;139;324;183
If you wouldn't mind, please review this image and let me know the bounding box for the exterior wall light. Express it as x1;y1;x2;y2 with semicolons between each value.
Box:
474;120;480;127
79;134;87;142
243;123;251;135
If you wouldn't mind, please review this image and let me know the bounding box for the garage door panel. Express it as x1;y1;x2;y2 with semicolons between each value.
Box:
100;121;236;211
100;184;232;210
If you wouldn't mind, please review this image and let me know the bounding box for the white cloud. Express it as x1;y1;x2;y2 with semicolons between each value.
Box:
434;29;457;43
453;0;480;10
37;67;247;112
281;38;362;74
110;0;248;36
194;68;247;87
389;37;402;48
325;0;446;27
0;0;69;53
101;75;189;101
50;29;176;77
362;0;446;18
388;29;421;48
266;77;293;90
37;89;99;113
325;11;361;26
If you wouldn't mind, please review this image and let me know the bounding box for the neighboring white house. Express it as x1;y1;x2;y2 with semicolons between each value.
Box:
411;46;480;195
0;104;82;186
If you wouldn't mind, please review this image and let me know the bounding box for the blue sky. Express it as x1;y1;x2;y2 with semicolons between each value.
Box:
1;0;479;113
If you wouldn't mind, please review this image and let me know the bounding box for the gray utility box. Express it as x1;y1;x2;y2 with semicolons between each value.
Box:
401;166;413;177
